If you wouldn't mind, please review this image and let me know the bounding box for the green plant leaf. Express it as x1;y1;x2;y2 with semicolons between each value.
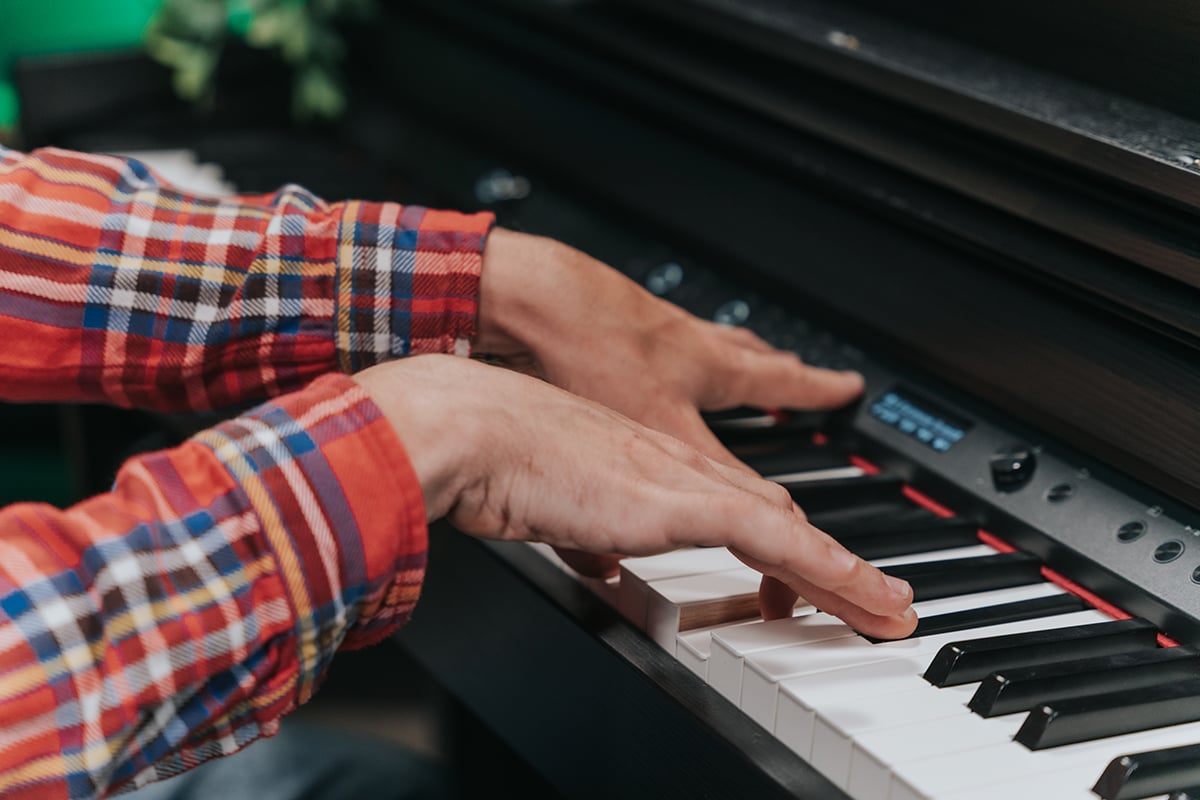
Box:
294;64;345;120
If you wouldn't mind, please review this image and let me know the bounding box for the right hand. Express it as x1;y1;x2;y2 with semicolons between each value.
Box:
354;355;916;640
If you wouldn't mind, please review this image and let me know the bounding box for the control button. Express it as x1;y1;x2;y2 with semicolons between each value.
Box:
1191;565;1200;584
645;262;684;296
1154;540;1185;563
990;445;1037;492
1045;482;1074;503
713;299;751;327
1116;521;1147;543
474;168;531;204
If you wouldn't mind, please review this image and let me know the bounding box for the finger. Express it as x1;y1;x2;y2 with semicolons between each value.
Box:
764;570;919;640
650;404;756;474
554;547;623;578
717;349;864;411
642;423;798;514
759;574;803;620
675;497;913;632
714;323;775;354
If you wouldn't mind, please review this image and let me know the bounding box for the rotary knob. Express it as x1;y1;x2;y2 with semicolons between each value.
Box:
990;445;1037;492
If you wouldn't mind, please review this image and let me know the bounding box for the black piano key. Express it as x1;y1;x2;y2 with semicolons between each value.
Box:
741;446;850;480
1094;742;1200;800
782;473;905;513
1015;678;1200;750
883;552;1044;602
703;406;829;446
808;503;935;531
923;617;1158;687
862;594;1085;644
970;647;1200;718
829;517;981;560
821;513;978;539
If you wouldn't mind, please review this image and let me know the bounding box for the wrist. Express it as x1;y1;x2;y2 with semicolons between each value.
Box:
352;355;487;520
474;227;563;356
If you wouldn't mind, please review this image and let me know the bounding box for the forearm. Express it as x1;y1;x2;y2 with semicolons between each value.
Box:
0;374;425;798
0;145;492;411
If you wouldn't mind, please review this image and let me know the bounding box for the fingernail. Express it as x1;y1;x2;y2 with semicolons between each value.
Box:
885;574;912;599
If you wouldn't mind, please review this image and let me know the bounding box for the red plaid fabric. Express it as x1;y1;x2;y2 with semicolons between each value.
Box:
0;146;493;410
0;146;492;798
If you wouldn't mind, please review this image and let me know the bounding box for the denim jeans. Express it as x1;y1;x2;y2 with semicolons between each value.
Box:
122;720;458;800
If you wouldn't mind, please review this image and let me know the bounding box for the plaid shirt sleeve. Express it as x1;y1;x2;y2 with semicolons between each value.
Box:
0;373;427;799
0;145;466;795
0;145;494;411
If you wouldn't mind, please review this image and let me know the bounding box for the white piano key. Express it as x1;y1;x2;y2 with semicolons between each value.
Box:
645;566;765;650
848;709;1030;799
726;581;1068;714
888;719;1200;800
777;658;925;759
524;543;620;603
762;465;865;483
928;769;1124;800
617;547;743;626
812;683;976;788
740;608;1106;733
706;544;1005;701
674;618;769;679
708;609;850;702
836;608;1112;796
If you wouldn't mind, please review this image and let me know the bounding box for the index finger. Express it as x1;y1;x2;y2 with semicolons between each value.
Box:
677;491;914;637
722;348;865;411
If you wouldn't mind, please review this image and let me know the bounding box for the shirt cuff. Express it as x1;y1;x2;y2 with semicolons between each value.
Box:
196;372;427;702
333;201;495;372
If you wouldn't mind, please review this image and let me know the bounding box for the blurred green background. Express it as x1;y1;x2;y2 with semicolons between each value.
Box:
0;1;166;500
0;0;163;129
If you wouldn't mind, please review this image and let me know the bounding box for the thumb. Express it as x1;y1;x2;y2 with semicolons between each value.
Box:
724;349;864;411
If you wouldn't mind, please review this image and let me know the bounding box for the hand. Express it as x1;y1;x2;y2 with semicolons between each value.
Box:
473;228;864;466
474;229;866;584
353;355;915;640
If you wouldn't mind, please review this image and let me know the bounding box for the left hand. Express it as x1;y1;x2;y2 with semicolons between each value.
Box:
474;229;865;583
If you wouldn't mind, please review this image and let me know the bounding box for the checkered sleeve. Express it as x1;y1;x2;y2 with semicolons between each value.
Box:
0;373;426;799
0;145;493;411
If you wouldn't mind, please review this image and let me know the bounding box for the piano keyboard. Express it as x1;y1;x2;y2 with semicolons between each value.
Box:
115;146;1200;800
527;429;1200;800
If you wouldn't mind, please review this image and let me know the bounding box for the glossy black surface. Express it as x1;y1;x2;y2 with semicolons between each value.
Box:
825;517;980;561
923;618;1159;687
1016;679;1200;750
970;647;1200;718
884;552;1044;602
371;0;1200;510
862;593;1084;645
739;444;850;479
781;473;904;512
399;528;849;800
989;446;1037;493
1095;742;1200;800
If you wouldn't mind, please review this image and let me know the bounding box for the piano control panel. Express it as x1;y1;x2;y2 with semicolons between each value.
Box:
625;256;1200;641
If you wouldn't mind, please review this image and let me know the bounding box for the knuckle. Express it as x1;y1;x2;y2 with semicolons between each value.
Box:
768;481;794;510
